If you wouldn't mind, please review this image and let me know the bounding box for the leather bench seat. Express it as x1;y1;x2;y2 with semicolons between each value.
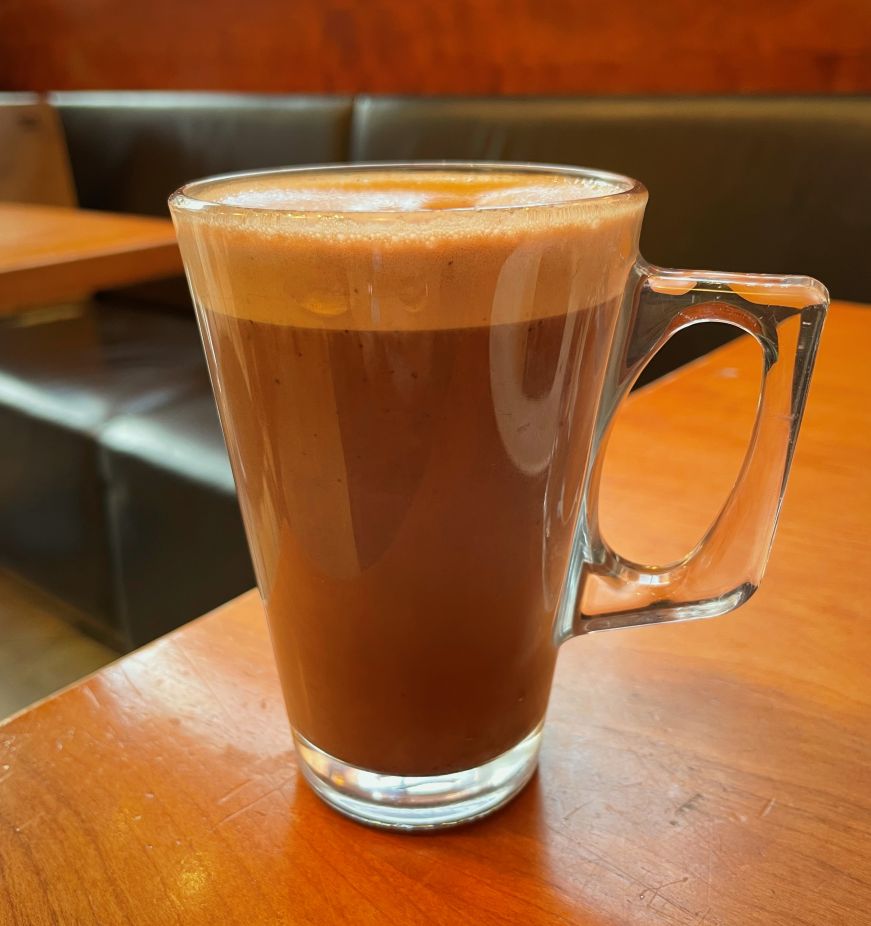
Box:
0;93;355;645
0;302;208;644
100;388;254;649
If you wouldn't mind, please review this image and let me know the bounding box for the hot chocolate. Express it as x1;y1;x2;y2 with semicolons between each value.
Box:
174;169;643;774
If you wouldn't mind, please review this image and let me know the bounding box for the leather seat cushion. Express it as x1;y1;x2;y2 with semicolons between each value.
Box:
0;302;207;630
100;387;254;648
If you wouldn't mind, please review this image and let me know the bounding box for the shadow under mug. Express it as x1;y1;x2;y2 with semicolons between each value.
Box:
170;162;827;830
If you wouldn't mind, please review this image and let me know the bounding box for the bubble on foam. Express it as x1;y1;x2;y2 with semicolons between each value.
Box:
299;296;350;318
393;274;429;315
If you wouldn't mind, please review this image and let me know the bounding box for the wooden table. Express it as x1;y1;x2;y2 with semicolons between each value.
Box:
1;303;868;925
0;202;182;311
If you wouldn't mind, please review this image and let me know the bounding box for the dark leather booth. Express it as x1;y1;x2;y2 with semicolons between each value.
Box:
2;93;868;648
55;92;354;217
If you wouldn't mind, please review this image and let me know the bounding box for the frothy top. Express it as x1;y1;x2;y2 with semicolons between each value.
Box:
176;169;634;214
171;168;646;330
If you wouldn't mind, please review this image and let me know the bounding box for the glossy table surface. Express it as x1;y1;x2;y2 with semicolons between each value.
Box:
0;202;181;311
1;303;869;925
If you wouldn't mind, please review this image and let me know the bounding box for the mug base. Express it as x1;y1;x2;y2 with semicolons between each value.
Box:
293;723;543;831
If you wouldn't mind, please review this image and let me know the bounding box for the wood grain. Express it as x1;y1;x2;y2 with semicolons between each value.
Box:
0;203;182;311
0;303;869;924
0;0;870;94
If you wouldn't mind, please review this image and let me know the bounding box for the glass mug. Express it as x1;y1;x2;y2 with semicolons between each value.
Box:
170;163;827;830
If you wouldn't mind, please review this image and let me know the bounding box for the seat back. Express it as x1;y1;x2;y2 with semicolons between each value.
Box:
52;91;354;216
352;96;871;302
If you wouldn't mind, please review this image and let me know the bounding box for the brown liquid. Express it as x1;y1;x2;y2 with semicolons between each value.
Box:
176;170;645;775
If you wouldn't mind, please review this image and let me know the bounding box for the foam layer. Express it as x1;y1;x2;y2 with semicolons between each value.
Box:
192;170;631;213
171;169;647;330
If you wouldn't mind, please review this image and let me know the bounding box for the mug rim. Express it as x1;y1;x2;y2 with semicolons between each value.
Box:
168;160;647;217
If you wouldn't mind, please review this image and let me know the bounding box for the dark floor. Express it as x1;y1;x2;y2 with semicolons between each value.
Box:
0;569;118;719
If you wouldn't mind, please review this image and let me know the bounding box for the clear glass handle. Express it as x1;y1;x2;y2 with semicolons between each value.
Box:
570;260;828;635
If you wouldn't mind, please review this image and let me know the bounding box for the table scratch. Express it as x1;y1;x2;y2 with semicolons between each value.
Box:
759;797;777;818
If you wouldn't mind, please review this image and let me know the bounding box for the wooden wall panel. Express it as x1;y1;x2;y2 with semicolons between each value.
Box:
0;0;869;95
